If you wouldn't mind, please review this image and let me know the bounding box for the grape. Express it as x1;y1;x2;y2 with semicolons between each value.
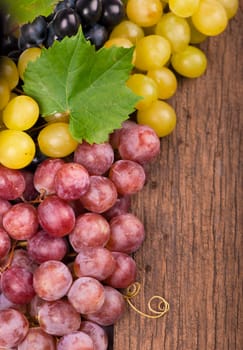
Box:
33;158;65;195
11;249;38;273
109;120;137;150
1;266;35;304
38;299;81;336
2;203;38;240
104;251;137;289
45;22;59;48
69;212;110;251
187;17;207;44
134;35;171;71
73;246;116;280
3;95;39;131
191;0;228;36
80;321;108;350
85;285;126;326
217;0;239;19
108;159;146;195
80;175;118;213
18;16;48;50
168;0;200;17
27;294;45;318
54;162;90;200
99;0;125;28
54;0;76;12
27;229;68;263
20;169;38;201
37;195;76;237
109;20;144;45
0;56;19;89
0;77;10;110
67;276;105;314
171;45;207;78
106;213;145;253
0;165;26;200
126;0;163;27
126;73;159;110
0;292;27;312
18;327;56;350
17;47;42;81
104;37;133;49
75;0;102;25
155;12;191;53
0;227;11;260
52;8;80;39
147;67;178;100
29;147;48;168
103;194;131;220
0;309;29;348
84;24;108;49
33;260;73;301
74;141;114;176
118;124;161;164
0;199;11;227
57;331;94;350
0;129;36;169
137;99;177;137
37;122;78;158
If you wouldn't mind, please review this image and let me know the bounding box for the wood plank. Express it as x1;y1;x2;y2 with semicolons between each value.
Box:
114;8;243;350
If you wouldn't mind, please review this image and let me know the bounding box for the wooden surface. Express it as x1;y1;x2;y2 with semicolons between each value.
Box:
113;7;243;350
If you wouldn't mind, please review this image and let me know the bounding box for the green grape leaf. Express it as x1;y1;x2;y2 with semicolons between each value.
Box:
2;0;57;23
23;29;139;144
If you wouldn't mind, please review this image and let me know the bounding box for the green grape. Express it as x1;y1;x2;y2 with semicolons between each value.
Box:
187;18;207;44
191;0;228;36
134;35;171;71
171;45;207;78
109;20;145;45
38;122;78;158
126;0;163;27
169;0;200;17
137;99;176;137
104;38;134;48
0;78;10;110
0;129;36;169
0;56;19;90
17;47;42;81
3;95;39;130
126;73;159;110
155;12;191;53
217;0;239;19
147;67;177;100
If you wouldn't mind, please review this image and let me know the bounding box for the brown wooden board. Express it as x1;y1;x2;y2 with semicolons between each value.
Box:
113;6;243;350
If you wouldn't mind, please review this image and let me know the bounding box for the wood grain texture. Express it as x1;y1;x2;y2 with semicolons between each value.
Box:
113;6;243;350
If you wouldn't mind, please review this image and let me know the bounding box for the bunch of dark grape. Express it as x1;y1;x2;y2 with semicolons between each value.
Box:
2;0;125;56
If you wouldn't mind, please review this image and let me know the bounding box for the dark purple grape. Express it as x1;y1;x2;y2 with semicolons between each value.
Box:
100;0;125;28
1;35;18;56
76;0;102;25
18;16;48;50
52;8;80;39
54;0;76;13
45;22;60;47
84;23;108;49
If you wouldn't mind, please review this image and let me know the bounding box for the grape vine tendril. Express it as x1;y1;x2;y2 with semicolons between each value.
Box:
123;282;170;319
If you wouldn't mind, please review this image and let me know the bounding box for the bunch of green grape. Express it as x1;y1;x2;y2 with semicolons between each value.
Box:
108;0;238;137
